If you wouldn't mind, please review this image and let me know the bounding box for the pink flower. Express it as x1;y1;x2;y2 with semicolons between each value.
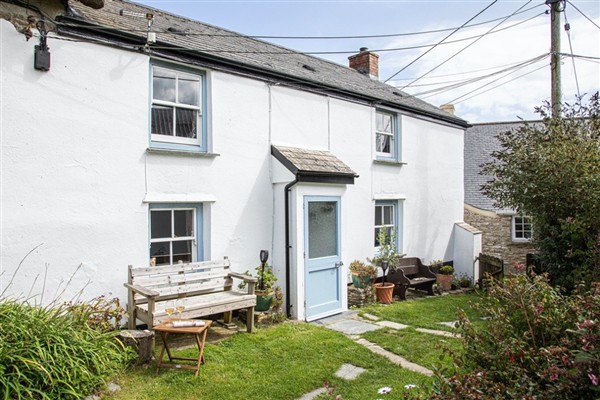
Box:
588;372;599;386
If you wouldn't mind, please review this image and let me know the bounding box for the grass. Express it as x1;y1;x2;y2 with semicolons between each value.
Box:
106;323;433;400
105;292;485;400
361;327;462;371
358;290;485;331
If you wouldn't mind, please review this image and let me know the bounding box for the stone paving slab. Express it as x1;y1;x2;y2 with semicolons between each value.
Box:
356;338;433;376
297;387;327;400
439;321;458;328
362;313;380;321
377;320;409;330
416;328;461;338
325;319;383;335
311;311;360;325
335;363;366;380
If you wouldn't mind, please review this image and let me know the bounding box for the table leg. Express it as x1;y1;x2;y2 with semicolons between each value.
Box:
156;331;169;375
193;328;209;377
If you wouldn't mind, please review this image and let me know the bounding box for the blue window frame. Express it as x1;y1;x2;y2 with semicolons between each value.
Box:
149;203;203;265
374;200;403;252
375;110;400;161
150;63;207;152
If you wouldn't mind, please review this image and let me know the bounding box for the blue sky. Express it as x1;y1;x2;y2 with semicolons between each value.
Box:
135;1;600;123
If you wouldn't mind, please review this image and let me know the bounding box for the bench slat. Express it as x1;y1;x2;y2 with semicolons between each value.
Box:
133;269;230;287
130;260;229;277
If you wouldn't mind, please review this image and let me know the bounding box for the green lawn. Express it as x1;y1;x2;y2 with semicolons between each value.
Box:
105;293;484;400
358;290;484;331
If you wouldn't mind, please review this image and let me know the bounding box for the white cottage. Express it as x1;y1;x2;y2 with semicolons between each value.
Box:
1;0;475;321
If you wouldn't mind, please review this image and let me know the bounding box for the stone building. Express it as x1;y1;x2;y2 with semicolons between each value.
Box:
464;122;537;272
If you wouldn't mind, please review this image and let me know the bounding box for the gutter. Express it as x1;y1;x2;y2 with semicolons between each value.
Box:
284;177;298;318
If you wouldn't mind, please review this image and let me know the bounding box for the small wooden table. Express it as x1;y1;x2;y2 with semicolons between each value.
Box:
154;319;212;377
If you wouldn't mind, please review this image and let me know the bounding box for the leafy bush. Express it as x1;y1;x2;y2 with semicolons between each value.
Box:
0;298;135;399
481;94;600;292
427;274;600;399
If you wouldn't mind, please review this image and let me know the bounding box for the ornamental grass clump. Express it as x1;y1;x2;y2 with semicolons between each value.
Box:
0;297;135;399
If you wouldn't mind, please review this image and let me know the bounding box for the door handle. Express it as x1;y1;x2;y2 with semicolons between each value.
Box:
335;261;344;268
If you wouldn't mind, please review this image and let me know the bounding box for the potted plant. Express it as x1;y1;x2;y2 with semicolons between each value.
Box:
435;264;454;291
369;229;403;304
239;250;277;312
349;260;377;289
458;273;472;289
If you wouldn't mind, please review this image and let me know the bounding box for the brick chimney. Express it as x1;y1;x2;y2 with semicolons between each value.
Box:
348;47;379;80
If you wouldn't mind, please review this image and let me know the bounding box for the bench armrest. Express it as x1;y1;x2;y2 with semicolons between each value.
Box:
123;283;159;298
387;268;411;285
228;272;258;283
418;264;437;279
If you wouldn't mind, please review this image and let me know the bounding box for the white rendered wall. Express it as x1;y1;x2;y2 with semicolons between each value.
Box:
2;18;466;316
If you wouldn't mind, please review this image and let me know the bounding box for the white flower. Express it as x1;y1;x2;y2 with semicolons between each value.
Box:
377;387;392;394
404;384;417;389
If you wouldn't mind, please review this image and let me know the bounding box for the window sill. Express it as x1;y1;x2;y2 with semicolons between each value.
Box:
374;159;407;166
146;148;220;158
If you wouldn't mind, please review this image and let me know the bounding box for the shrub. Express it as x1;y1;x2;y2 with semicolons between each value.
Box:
426;274;600;399
0;298;135;399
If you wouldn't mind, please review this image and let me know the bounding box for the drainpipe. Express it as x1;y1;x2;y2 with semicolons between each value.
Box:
284;177;299;318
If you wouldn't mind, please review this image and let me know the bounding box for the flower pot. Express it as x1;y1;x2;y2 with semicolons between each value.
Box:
255;292;273;312
436;274;453;291
374;282;394;304
351;273;372;289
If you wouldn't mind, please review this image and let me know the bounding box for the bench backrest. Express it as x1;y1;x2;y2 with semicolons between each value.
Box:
128;258;232;303
398;265;419;276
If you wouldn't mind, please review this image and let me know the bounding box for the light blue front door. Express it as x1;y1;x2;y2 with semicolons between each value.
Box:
304;197;343;321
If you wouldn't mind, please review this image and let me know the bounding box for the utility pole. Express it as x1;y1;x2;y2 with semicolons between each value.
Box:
547;0;562;117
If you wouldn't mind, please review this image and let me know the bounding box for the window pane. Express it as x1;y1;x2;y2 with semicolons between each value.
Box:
376;112;392;133
374;227;381;247
375;206;382;225
152;105;174;136
151;210;171;239
150;242;171;265
383;205;394;225
376;133;391;153
178;73;200;106
173;240;193;264
308;201;337;259
175;108;197;138
153;67;176;102
174;210;194;237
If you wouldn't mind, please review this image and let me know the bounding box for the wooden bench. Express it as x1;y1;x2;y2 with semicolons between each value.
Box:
386;257;437;300
124;257;257;332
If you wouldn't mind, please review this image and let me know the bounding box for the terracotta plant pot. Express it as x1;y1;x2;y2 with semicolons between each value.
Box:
436;274;453;291
374;282;394;304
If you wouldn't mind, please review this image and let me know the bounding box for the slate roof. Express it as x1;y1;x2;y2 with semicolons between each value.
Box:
271;145;358;184
58;0;468;128
464;120;542;211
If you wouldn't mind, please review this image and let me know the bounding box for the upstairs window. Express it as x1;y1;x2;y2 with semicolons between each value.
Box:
375;110;399;161
512;216;533;242
151;64;206;151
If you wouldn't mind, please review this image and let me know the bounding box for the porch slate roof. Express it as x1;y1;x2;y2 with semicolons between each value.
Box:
59;0;469;128
271;145;358;184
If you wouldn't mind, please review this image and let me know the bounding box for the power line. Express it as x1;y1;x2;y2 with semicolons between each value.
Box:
383;0;499;83
386;55;550;82
410;53;548;97
566;0;600;30
563;5;581;97
450;63;549;105
50;4;544;39
55;12;545;55
398;0;534;90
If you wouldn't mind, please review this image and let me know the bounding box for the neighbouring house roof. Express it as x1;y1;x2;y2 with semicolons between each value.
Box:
56;0;468;128
271;145;359;185
464;120;542;212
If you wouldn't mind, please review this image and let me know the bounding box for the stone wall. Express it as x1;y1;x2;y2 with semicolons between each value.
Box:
464;206;535;274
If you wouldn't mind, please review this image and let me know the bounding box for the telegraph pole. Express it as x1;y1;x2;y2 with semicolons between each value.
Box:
548;0;562;117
